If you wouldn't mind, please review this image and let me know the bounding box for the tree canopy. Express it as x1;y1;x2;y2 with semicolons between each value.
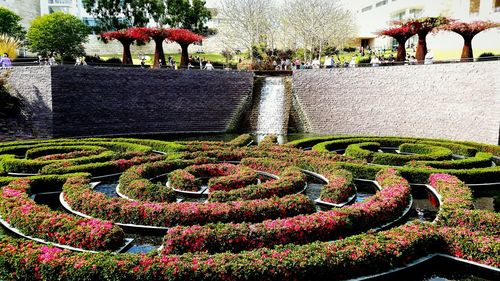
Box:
0;7;25;40
101;27;150;64
26;12;89;62
162;0;211;34
441;20;500;60
167;28;204;66
82;0;166;31
378;21;417;61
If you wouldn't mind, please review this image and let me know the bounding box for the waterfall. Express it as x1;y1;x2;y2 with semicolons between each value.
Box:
255;77;287;138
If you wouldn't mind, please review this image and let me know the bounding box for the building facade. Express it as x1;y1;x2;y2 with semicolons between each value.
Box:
0;0;40;27
349;0;500;58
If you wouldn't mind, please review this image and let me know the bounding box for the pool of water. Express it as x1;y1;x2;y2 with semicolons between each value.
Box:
471;185;500;212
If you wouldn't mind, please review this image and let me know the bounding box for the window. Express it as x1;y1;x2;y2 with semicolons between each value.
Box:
409;9;423;18
470;0;480;15
391;11;406;20
376;0;387;7
49;6;70;13
361;5;372;12
48;0;72;4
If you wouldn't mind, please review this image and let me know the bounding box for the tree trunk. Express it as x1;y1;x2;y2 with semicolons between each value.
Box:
461;36;473;62
396;39;407;62
416;32;428;63
121;41;133;65
153;38;166;68
180;43;190;67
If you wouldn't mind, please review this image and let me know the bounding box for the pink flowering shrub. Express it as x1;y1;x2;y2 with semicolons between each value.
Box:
429;173;499;233
0;179;125;251
208;167;258;192
63;176;315;227
319;169;355;204
161;168;411;254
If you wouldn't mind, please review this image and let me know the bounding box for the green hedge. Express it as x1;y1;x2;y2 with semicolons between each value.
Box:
292;135;493;157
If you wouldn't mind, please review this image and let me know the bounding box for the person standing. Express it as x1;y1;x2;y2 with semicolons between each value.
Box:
424;49;434;65
294;58;301;70
204;61;214;70
0;53;12;68
349;57;357;68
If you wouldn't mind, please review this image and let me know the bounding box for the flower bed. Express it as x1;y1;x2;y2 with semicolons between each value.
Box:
318;169;355;204
208;167;258;192
168;163;240;192
63;176;315;227
0;178;124;251
429;174;499;234
161;168;411;254
0;135;498;280
0;223;475;281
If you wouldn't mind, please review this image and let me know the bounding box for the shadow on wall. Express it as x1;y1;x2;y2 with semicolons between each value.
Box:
3;70;50;138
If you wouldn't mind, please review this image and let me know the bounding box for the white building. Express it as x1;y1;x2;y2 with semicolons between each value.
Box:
347;0;500;58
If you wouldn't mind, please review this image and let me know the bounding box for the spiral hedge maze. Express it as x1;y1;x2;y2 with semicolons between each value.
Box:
0;135;498;280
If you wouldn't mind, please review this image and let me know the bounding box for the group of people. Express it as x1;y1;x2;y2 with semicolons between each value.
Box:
138;54;215;70
0;53;12;69
37;55;57;66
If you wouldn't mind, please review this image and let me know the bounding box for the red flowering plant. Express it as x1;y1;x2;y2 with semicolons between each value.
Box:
101;27;150;65
142;27;171;68
403;16;451;62
168;169;200;192
63;176;314;227
0;223;449;280
441;20;500;60
35;150;101;161
208;167;259;192
429;174;499;233
378;21;417;61
166;29;203;67
208;166;306;202
319;169;355;204
169;163;240;192
0;179;125;251
161;168;411;254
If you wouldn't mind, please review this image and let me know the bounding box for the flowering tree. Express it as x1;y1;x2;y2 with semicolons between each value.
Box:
167;28;203;67
101;28;149;65
143;27;171;68
405;16;451;62
441;21;500;61
378;22;417;61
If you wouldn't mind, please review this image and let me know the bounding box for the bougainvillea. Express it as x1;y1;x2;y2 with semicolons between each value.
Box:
441;20;500;60
142;27;171;68
403;16;451;62
378;21;417;61
101;27;150;65
167;28;203;67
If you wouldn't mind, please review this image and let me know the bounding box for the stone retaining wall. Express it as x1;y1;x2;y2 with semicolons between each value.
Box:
7;67;254;137
292;61;500;145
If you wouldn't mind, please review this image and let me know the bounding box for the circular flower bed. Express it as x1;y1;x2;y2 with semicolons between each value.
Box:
0;134;498;280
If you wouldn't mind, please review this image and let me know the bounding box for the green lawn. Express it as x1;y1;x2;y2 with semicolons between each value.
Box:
99;47;499;67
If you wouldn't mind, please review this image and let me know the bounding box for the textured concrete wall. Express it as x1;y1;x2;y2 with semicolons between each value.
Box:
6;67;53;138
8;66;253;137
292;61;500;145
